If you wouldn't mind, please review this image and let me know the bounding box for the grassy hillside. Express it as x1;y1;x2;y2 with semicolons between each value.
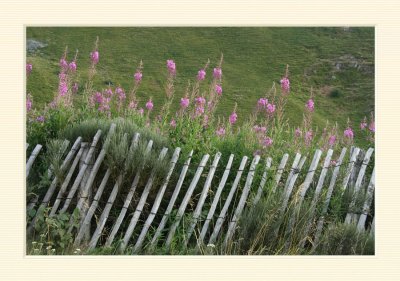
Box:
26;27;374;140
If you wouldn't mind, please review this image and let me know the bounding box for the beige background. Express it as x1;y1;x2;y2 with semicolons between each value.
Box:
0;0;398;280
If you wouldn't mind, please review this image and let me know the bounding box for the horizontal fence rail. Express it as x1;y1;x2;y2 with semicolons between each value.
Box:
26;127;375;254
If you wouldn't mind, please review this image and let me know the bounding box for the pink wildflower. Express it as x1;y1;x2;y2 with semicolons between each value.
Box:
368;121;375;133
180;97;190;108
36;115;45;123
90;51;99;65
306;99;314;112
254;125;267;134
262;137;273;147
257;98;268;109
213;68;222;79
197;69;206;81
166;59;176;75
59;73;67;81
134;71;142;82
104;88;113;97
138;108;144;116
94;92;103;104
26;63;32;76
305;130;313;143
115;87;126;101
26;96;32;112
203;114;209;127
146;99;154;111
216;127;226;137
344;127;354;139
328;135;337;146
215;84;223;96
59;58;68;70
280;77;290;93
128;101;138;110
360;117;368;130
69;61;77;72
170;119;177;128
295;127;302;137
49;100;57;109
229;111;238;125
195;105;205;116
195;96;206;105
58;81;68;97
98;103;110;112
266;103;276;114
72;83;79;94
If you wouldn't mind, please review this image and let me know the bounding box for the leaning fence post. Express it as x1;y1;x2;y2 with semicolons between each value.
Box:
357;167;375;231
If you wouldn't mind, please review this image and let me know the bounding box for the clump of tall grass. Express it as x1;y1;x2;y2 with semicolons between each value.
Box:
45;139;69;180
313;223;374;255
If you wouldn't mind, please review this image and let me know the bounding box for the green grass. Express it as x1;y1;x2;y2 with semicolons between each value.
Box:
26;27;374;145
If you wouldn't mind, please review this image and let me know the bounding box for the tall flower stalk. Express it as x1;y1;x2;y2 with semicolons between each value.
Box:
84;37;99;104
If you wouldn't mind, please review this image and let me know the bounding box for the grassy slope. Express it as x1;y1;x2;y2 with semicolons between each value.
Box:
26;27;374;144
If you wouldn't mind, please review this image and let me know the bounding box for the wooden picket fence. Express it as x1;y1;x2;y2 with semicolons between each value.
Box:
26;123;375;253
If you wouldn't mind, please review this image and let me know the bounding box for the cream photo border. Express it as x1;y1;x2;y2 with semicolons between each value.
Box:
0;1;398;280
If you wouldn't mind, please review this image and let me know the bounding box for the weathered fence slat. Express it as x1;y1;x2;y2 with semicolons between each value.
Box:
223;155;261;247
133;147;181;253
73;169;111;247
370;216;375;237
105;138;155;248
208;156;248;245
252;157;272;206
49;143;87;217
352;149;366;188
165;154;210;248
345;147;374;224
357;167;375;231
27;196;38;211
272;153;289;193
149;150;194;247
341;147;361;194
59;130;102;214
284;149;322;248
120;147;169;252
299;149;333;248
278;155;307;222
199;154;234;245
185;152;222;245
284;153;302;192
313;147;347;249
272;155;307;240
26;144;43;178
